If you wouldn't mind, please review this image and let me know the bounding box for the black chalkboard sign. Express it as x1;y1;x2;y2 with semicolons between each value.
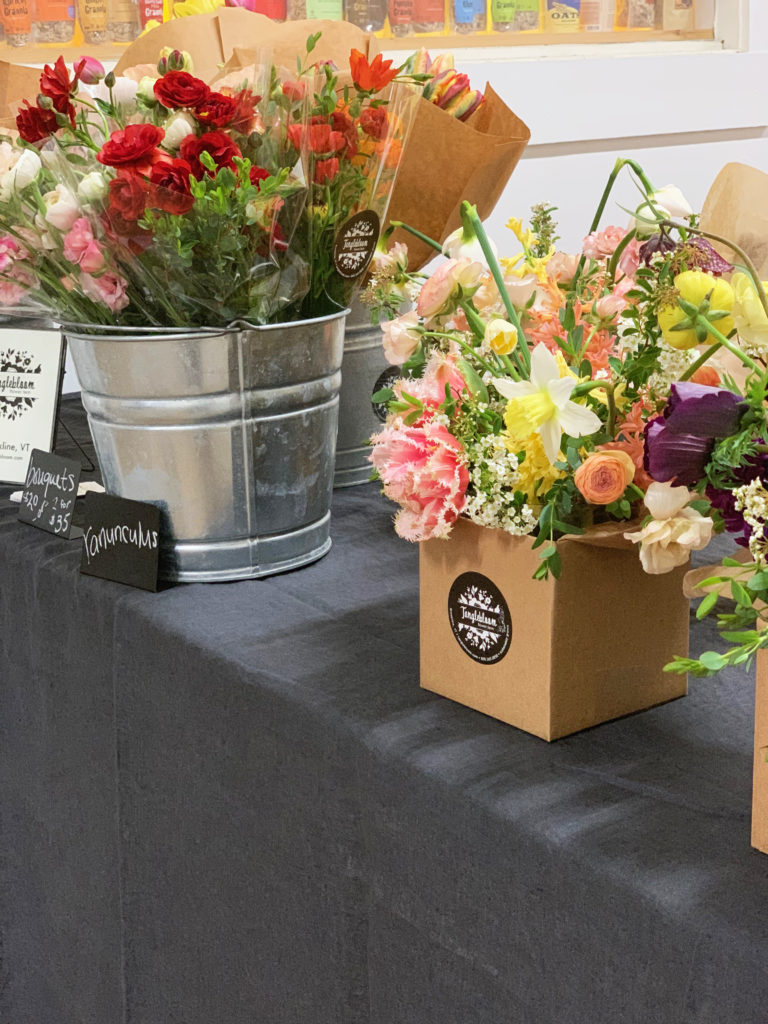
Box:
17;448;81;539
80;492;161;592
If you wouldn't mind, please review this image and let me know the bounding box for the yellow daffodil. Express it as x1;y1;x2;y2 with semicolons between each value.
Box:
506;431;565;502
732;272;768;353
494;344;602;465
484;318;518;355
658;270;735;350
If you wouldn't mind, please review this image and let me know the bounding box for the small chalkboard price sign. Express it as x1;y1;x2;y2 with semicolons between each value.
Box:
17;448;81;539
80;492;161;592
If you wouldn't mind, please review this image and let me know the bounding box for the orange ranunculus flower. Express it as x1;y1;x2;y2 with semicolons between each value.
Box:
349;49;398;92
574;449;635;505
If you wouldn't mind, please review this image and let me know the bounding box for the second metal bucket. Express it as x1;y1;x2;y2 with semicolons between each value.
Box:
334;298;393;488
65;310;347;583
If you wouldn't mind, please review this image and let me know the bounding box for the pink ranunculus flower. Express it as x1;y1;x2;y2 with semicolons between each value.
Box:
546;251;580;283
369;419;469;541
594;292;626;319
382;310;420;365
0;234;20;272
80;270;130;312
503;272;538;308
416;258;484;319
582;225;626;260
63;217;105;273
617;236;641;278
0;265;35;305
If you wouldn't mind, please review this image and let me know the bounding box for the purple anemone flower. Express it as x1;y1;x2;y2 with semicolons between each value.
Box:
664;382;748;438
644;417;714;486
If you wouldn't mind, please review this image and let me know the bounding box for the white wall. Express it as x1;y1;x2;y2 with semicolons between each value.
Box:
61;0;766;391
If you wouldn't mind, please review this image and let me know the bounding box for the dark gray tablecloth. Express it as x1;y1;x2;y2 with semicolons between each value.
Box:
2;396;768;1024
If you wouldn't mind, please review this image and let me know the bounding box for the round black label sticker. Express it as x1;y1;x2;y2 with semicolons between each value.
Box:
448;572;512;665
371;365;402;423
333;210;380;280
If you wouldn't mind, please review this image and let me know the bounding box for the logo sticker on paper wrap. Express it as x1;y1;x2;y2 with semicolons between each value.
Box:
0;347;42;422
333;211;380;280
448;572;511;665
371;365;402;423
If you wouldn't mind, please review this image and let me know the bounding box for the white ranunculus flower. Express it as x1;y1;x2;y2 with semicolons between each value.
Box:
0;141;17;176
77;171;109;203
9;148;42;191
43;184;80;231
624;481;713;574
163;111;196;152
137;75;159;104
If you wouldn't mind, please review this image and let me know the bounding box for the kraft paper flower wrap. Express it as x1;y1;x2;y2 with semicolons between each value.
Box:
365;156;768;739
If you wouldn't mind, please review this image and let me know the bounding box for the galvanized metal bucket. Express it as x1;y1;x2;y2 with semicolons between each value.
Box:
334;298;392;488
65;310;347;583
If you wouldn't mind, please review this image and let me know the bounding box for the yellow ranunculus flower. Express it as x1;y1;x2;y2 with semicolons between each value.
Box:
732;272;768;353
658;270;735;350
484;318;518;355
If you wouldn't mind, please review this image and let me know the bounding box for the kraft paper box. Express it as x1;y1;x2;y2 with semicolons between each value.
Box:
752;653;768;855
420;517;689;741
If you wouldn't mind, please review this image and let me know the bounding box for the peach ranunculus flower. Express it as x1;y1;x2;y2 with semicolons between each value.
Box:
624;481;713;574
369;419;469;541
574;450;635;505
416;258;484;320
382;310;421;365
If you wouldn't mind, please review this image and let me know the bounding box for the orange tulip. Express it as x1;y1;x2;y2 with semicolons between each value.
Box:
349;49;398;93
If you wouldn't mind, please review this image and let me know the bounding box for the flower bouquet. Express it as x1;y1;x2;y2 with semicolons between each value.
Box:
0;41;419;581
365;157;768;738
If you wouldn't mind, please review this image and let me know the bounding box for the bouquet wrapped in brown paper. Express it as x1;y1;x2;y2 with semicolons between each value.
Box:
116;12;529;274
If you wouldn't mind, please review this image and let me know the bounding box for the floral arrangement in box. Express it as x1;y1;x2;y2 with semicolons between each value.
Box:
366;157;768;676
0;40;421;328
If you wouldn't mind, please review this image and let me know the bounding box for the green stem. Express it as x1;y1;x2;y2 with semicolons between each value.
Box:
571;378;616;435
572;158;656;292
698;317;760;374
453;335;499;378
461;202;530;373
389;220;443;255
679;342;721;382
606;228;637;282
458;298;487;341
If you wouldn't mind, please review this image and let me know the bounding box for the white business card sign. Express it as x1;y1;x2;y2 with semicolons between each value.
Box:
0;330;66;486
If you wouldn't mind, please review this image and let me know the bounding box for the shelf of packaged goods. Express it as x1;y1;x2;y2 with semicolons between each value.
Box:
6;27;714;66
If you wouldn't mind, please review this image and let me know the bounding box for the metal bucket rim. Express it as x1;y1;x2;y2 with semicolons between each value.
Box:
60;307;350;343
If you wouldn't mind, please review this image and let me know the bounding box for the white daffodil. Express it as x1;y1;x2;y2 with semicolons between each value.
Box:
494;343;602;464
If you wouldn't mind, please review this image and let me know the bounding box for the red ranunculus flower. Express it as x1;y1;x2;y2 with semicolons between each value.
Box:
149;159;194;215
331;107;358;159
359;106;388;141
313;157;339;185
306;123;345;156
108;170;147;222
229;89;260;135
16;101;59;144
98;124;165;168
249;166;270;188
195;91;238;128
40;56;73;115
180;131;241;179
349;50;398;93
153;70;211;109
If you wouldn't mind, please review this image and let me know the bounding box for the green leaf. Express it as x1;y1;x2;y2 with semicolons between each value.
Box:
730;580;753;607
699;650;727;672
696;591;718;619
371;387;394;404
457;358;489;403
